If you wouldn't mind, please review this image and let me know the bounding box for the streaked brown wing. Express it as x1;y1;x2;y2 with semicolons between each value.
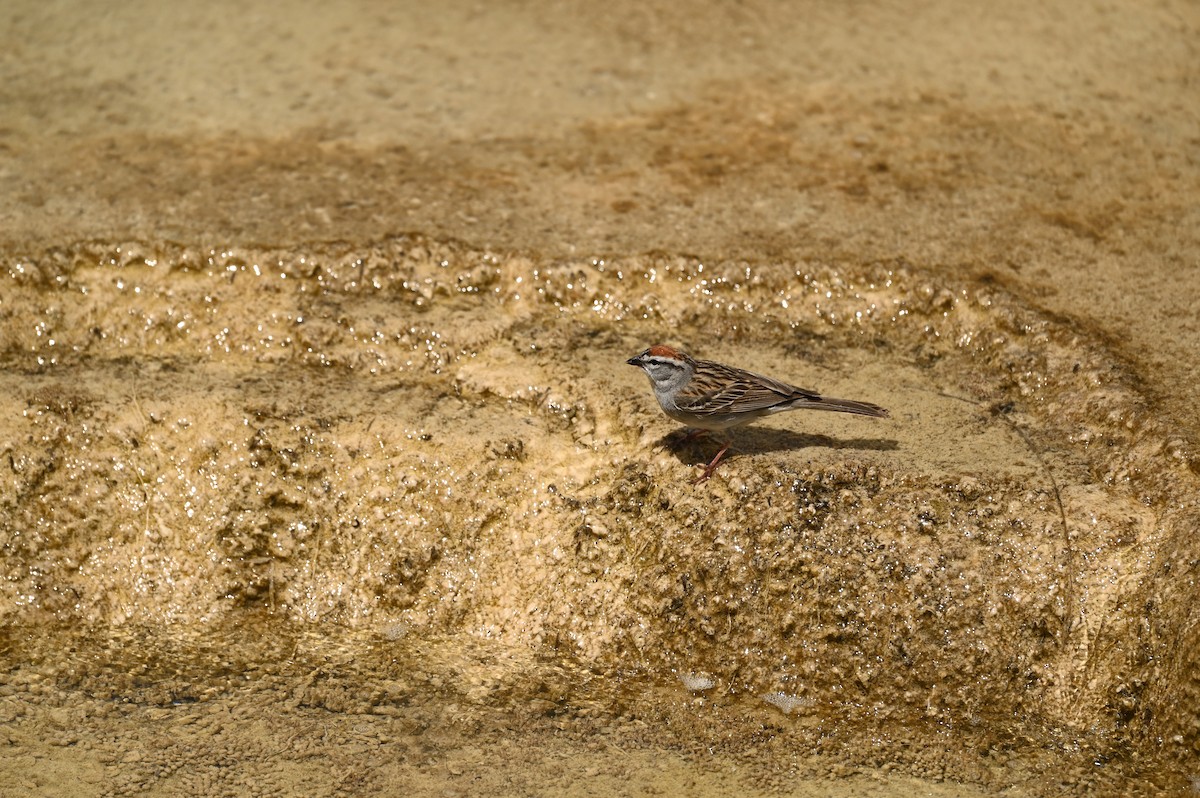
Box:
675;359;819;416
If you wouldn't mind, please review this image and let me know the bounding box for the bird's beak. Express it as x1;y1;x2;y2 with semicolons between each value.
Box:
626;352;645;366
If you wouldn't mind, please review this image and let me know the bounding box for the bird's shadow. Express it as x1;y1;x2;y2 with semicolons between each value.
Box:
656;426;898;468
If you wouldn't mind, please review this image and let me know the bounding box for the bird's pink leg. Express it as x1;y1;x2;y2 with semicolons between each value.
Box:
693;441;732;484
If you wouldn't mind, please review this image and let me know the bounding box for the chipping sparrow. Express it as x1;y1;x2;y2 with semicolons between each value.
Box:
627;344;889;483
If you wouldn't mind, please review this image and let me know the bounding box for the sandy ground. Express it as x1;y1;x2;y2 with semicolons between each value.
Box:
1;1;1199;796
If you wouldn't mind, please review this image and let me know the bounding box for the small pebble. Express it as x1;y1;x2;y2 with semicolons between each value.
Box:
678;672;715;692
760;692;813;715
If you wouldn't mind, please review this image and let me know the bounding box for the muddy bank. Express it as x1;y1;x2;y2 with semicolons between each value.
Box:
3;0;1200;795
1;241;1196;795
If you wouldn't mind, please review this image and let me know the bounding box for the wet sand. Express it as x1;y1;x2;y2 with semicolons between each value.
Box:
2;1;1198;796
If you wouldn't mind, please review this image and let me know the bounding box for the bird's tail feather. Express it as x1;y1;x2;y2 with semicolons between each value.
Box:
790;396;889;418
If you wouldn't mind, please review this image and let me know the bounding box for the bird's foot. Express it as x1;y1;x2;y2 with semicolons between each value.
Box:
692;441;732;484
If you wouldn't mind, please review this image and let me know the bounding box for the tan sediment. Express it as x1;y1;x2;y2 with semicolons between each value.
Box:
1;241;1196;795
3;0;1199;795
